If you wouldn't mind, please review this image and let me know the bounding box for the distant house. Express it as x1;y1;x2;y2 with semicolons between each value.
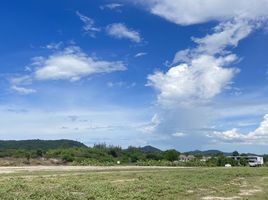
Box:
200;156;211;162
179;154;195;162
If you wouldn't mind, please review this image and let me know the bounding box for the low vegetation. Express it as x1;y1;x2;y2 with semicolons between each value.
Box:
0;167;268;199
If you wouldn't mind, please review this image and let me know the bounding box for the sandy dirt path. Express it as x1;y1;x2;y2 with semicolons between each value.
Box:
0;166;184;174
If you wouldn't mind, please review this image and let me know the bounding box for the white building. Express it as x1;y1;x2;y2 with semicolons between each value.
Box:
247;156;264;167
229;156;264;167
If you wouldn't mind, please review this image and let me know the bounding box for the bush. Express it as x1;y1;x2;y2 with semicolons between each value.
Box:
62;153;74;162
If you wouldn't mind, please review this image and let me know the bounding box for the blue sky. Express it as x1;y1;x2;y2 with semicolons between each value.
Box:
1;0;268;153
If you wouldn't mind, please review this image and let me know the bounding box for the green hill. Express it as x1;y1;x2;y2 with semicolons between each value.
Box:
185;150;232;156
0;139;87;150
140;145;162;153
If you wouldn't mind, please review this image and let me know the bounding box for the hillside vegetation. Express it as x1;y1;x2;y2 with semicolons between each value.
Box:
0;139;87;150
0;140;267;167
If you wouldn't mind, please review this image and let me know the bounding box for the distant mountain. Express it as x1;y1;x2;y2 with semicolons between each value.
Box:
140;145;162;153
0;139;87;150
185;150;232;156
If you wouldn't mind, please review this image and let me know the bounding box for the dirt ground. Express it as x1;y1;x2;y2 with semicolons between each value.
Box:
0;165;181;174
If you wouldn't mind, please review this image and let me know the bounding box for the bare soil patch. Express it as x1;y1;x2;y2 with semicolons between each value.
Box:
0;165;183;174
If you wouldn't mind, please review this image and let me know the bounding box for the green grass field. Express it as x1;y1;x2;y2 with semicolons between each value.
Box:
0;167;268;200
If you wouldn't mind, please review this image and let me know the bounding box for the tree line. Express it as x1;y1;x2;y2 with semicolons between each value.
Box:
0;142;267;167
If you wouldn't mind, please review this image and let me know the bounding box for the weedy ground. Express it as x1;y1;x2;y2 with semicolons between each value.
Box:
0;167;267;200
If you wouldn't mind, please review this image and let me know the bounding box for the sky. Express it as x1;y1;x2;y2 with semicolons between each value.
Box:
1;0;268;154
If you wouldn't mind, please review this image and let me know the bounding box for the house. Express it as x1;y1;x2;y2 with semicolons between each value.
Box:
179;154;195;162
200;156;211;162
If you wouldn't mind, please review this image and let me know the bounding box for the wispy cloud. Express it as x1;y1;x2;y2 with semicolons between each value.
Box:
140;114;161;134
76;11;101;37
9;75;35;95
9;75;32;86
134;52;147;58
100;3;123;11
172;132;186;138
44;42;63;50
11;86;36;95
107;81;136;89
106;23;142;43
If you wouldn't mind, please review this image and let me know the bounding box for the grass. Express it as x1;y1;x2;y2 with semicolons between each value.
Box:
0;167;268;199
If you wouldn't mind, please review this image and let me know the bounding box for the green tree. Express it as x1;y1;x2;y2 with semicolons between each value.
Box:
62;153;74;162
25;152;31;163
239;157;248;166
232;151;239;156
146;152;164;161
36;149;43;157
164;150;179;162
195;154;203;160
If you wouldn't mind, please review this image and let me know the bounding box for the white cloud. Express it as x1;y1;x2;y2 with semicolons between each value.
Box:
106;23;142;43
9;45;126;94
76;11;101;37
148;54;239;108
208;114;268;144
172;132;186;137
33;46;126;81
136;0;268;25
100;3;123;10
134;52;147;58
138;1;268;108
147;16;266;108
140;0;268;141
11;86;36;95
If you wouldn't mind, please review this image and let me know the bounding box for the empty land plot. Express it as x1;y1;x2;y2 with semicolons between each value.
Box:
0;166;268;200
